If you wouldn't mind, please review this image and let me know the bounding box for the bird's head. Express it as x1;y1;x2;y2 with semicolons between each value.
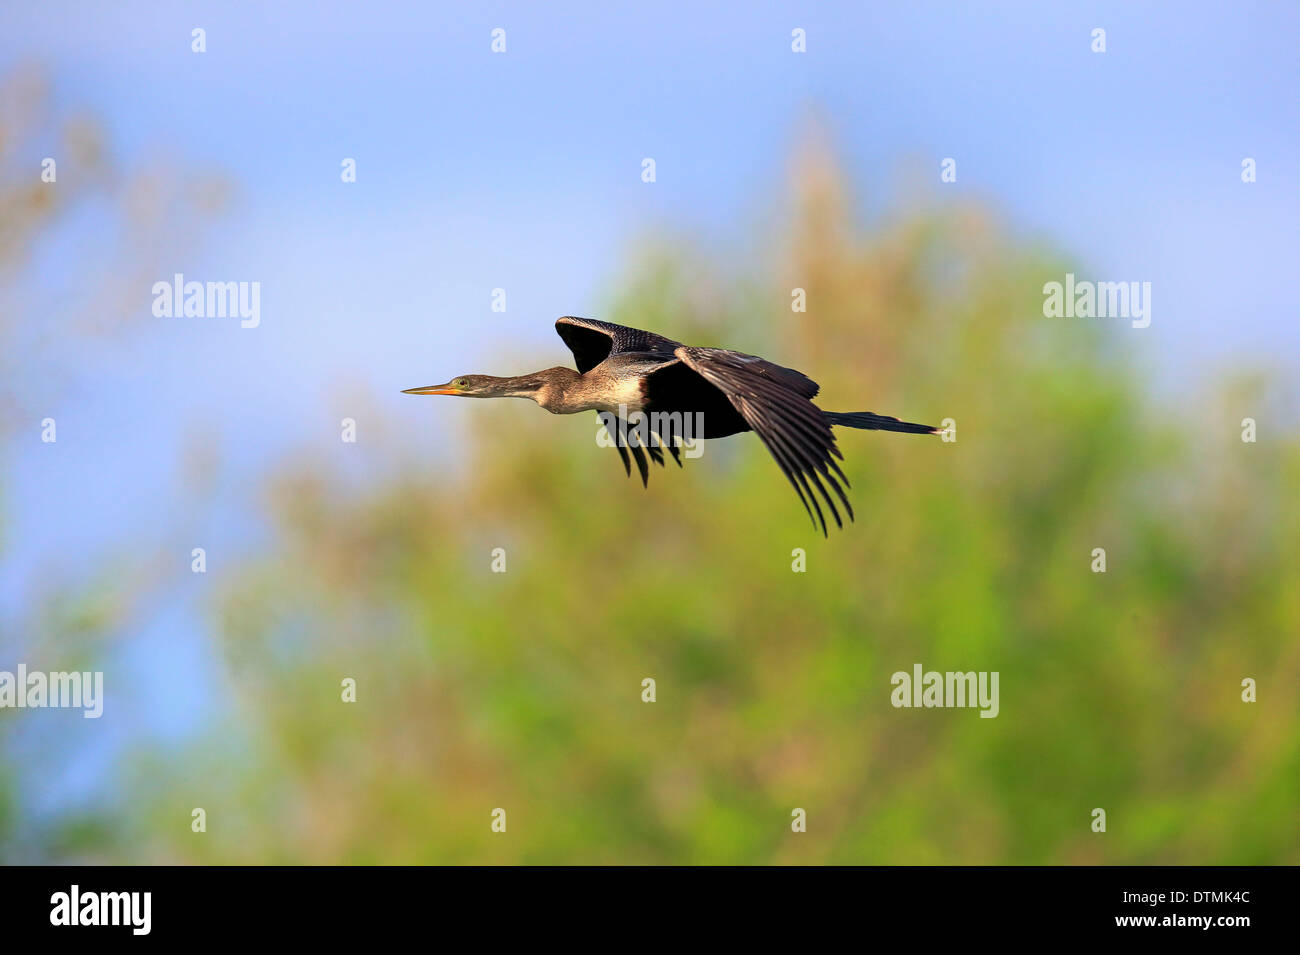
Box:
401;374;503;397
402;373;565;400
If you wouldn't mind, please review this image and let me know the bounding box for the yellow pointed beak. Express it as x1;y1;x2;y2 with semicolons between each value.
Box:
402;384;461;396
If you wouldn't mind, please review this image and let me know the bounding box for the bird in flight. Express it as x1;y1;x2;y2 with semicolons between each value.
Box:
404;316;940;535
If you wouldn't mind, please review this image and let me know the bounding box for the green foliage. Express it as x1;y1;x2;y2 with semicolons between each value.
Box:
13;149;1300;864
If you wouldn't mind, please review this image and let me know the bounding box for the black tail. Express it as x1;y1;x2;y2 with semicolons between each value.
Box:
824;411;940;435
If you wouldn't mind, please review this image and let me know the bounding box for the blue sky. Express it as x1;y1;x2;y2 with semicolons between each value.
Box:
3;1;1298;810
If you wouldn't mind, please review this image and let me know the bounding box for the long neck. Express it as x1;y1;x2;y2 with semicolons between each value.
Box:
492;367;582;409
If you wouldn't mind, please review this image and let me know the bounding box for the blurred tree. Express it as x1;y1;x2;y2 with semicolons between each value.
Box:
3;94;1296;862
85;139;1299;865
0;64;227;862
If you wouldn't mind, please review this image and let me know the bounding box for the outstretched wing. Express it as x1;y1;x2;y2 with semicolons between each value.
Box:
673;346;851;536
555;316;681;373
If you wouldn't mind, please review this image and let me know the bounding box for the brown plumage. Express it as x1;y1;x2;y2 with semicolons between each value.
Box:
404;316;940;535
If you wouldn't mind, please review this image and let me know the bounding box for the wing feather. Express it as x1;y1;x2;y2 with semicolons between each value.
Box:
597;412;667;488
556;317;681;373
674;346;852;535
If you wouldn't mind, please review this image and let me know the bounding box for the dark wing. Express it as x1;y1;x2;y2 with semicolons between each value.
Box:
555;316;681;373
597;412;675;488
673;346;852;536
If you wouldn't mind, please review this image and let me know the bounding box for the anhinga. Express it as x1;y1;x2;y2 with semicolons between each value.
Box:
404;316;940;535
